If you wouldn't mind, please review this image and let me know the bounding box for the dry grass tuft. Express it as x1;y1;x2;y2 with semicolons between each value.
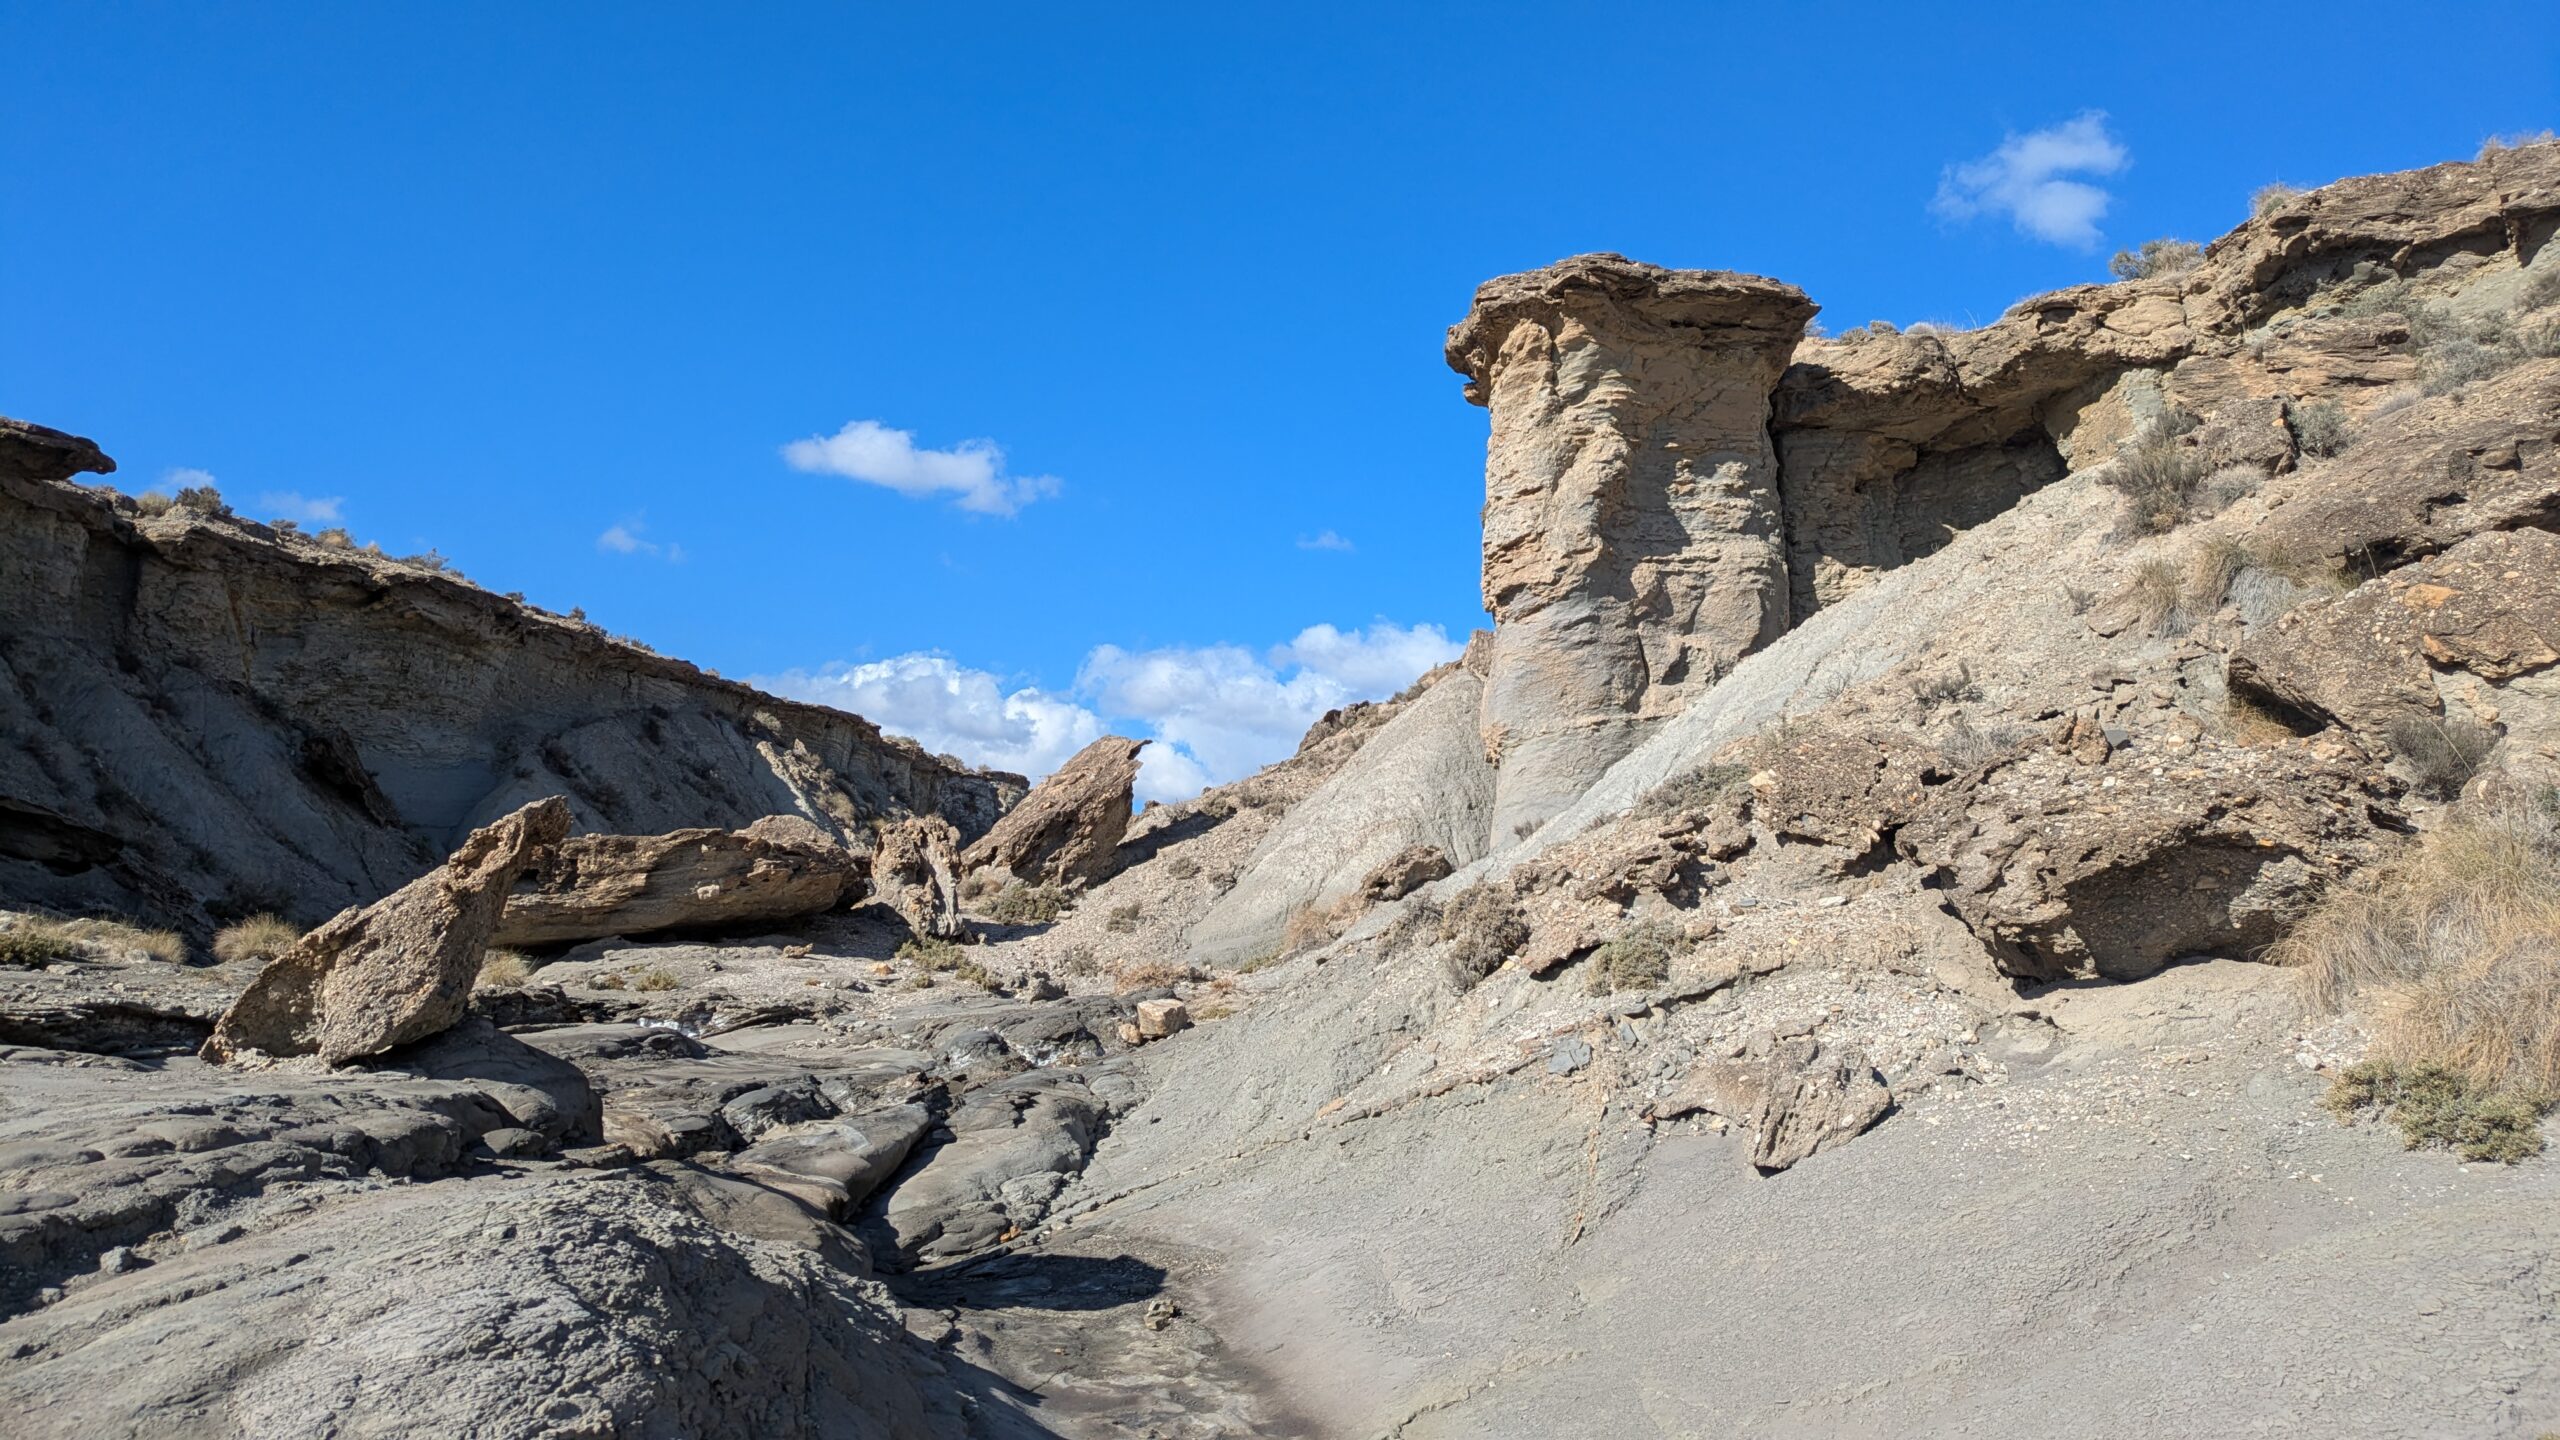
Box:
213;913;302;966
1104;901;1145;933
2279;794;2560;1159
632;966;680;992
2385;715;2501;800
2102;414;2212;536
33;916;189;964
1112;958;1203;994
0;923;84;968
1281;892;1369;954
477;949;533;989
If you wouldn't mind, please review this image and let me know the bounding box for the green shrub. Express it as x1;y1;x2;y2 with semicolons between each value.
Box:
1104;901;1144;933
0;926;83;968
1436;883;1526;988
2101;413;2211;535
1583;920;1676;995
2325;1061;2548;1163
980;882;1068;925
173;485;230;516
2108;238;2203;281
897;935;968;970
2290;400;2352;458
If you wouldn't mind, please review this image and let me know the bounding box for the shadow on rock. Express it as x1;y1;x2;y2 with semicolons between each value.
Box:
898;1250;1168;1312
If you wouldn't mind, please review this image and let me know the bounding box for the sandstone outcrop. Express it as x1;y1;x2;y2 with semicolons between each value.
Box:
204;798;571;1063
493;814;861;947
1448;255;1818;839
1897;740;2399;981
960;735;1144;888
869;814;967;938
0;450;1019;940
1653;1036;1892;1172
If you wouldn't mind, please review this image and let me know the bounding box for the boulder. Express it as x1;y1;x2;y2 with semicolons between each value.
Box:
1896;739;2398;982
1654;1036;1891;1172
868;1068;1113;1266
728;1103;935;1218
1135;998;1191;1039
870;814;966;939
960;736;1145;889
493;814;860;947
203;798;571;1064
1357;843;1455;903
2230;528;2560;744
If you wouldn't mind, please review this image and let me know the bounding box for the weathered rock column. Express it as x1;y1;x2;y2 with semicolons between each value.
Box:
1446;254;1814;840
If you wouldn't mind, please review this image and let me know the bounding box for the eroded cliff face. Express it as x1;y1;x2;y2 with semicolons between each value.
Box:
1449;142;2560;846
0;422;1021;935
1444;258;1815;839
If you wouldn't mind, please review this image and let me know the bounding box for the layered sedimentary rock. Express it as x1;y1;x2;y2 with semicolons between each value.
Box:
0;434;1020;936
493;814;862;947
960;736;1145;888
1446;255;1816;839
206;798;571;1063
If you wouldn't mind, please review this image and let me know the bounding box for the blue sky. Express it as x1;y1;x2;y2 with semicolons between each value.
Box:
10;4;2555;799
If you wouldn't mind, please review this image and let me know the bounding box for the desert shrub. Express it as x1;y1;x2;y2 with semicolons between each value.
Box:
949;958;998;991
404;550;453;573
1939;713;2028;771
315;527;354;548
173;485;230;516
0;924;83;968
1112;959;1202;994
2109;238;2204;281
897;935;967;970
980;882;1068;925
2479;130;2560;160
212;913;301;965
1635;762;1749;820
1436;883;1526;988
2126;557;2188;636
2251;182;2303;217
2421;336;2517;395
1908;661;1981;711
2524;267;2560;312
2279;795;2560;1150
2519;318;2560;360
132;491;175;517
2325;1060;2547;1163
1583;919;1676;996
1104;901;1144;933
1233;948;1282;974
2385;715;2501;799
1057;943;1099;977
632;966;680;992
2101;414;2211;535
2290;400;2352;458
476;949;533;989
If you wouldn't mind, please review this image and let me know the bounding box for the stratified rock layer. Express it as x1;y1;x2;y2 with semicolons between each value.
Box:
1447;255;1816;839
494;814;861;947
205;798;571;1063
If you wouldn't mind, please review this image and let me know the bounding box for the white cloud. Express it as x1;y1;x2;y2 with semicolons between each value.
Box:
1932;111;2128;248
256;490;345;525
163;466;219;490
782;419;1059;516
1297;529;1355;552
751;620;1464;805
597;520;685;562
755;654;1105;779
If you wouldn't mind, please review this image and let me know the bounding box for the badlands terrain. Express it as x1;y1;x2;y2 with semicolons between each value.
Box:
8;142;2560;1436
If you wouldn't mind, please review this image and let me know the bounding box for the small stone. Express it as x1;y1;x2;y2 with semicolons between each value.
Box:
1549;1038;1593;1075
1135;999;1191;1039
1143;1297;1181;1331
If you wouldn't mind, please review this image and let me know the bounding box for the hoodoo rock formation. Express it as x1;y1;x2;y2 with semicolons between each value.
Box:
1447;257;1817;840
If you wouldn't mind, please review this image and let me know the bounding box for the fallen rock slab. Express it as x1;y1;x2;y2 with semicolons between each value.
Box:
204;798;571;1064
494;814;861;947
869;815;966;939
960;736;1144;889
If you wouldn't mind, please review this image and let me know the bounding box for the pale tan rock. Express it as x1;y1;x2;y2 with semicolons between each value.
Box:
1653;1037;1890;1172
961;736;1144;889
1447;255;1817;838
1134;998;1191;1039
1357;843;1454;903
870;815;966;939
492;814;859;946
205;798;572;1064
